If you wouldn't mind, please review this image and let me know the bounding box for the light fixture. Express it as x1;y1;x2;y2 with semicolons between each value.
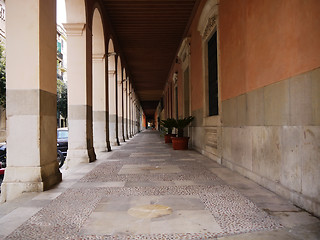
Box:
121;77;129;83
173;71;178;84
107;52;116;57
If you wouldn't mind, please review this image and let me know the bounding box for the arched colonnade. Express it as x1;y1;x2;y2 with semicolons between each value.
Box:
1;0;141;202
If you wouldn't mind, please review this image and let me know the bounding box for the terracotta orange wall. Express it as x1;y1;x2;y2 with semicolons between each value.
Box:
220;0;320;100
154;111;158;128
142;113;146;128
189;0;206;111
177;65;184;118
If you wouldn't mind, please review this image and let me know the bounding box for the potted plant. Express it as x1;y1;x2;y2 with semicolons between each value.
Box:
160;118;177;143
171;116;194;150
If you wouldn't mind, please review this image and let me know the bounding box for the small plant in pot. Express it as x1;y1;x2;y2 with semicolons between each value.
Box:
160;118;177;143
171;116;194;150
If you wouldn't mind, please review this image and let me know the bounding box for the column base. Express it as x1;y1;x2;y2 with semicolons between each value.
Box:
1;163;62;202
111;138;120;146
111;141;120;146
65;147;96;168
94;141;107;152
106;141;112;151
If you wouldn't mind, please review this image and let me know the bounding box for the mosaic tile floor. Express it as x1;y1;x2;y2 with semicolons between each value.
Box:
1;130;319;239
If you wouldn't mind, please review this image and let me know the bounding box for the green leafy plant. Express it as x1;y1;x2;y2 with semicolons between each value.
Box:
174;116;194;137
0;42;6;108
57;79;67;120
160;118;177;134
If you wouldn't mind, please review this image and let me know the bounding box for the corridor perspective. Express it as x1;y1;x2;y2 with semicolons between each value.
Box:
1;0;320;239
0;130;319;239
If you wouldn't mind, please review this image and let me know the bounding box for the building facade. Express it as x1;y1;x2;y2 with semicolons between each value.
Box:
57;24;68;128
158;0;320;217
0;0;5;143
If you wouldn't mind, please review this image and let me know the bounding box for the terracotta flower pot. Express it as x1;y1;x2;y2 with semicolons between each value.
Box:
164;134;176;143
171;137;190;150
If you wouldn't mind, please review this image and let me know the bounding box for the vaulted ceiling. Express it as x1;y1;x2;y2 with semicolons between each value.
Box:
102;0;200;118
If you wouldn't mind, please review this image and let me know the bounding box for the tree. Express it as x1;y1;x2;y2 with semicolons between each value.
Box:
0;41;6;108
57;79;67;120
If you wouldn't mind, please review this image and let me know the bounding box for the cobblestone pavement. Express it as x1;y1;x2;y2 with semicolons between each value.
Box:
0;130;319;239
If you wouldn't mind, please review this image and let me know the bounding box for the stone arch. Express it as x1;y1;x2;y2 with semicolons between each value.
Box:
92;9;104;55
197;0;219;38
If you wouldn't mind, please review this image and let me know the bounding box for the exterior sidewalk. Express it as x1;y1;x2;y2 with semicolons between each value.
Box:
0;130;319;239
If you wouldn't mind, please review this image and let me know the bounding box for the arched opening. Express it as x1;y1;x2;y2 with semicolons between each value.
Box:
92;8;107;154
57;0;68;129
108;39;119;146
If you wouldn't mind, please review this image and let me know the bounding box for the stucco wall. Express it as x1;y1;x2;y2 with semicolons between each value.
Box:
219;0;320;100
189;0;205;111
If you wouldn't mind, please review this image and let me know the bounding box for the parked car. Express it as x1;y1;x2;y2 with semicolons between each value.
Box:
0;128;68;174
57;128;68;156
57;128;68;167
0;144;6;179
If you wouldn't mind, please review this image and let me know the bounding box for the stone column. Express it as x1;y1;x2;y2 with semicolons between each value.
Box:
131;89;135;137
117;69;124;142
1;0;62;202
92;54;108;153
63;23;96;165
105;65;111;151
123;78;129;140
132;94;135;135
133;94;137;134
127;80;130;139
121;75;126;142
133;101;136;135
128;84;133;138
108;68;119;146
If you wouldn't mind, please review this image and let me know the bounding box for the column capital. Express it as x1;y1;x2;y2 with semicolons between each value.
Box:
63;23;86;36
93;53;105;62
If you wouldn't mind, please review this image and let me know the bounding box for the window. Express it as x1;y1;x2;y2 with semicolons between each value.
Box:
197;0;219;119
208;32;218;116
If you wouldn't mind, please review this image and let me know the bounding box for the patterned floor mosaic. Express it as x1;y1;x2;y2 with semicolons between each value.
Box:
4;131;282;240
